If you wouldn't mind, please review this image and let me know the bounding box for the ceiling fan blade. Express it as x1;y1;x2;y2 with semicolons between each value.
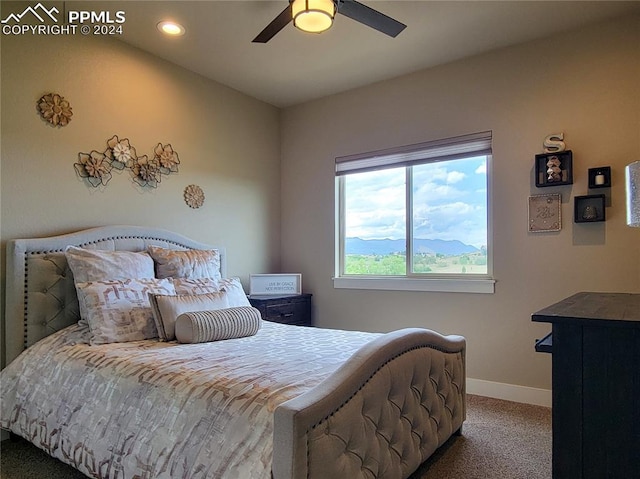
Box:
253;5;292;43
337;0;406;37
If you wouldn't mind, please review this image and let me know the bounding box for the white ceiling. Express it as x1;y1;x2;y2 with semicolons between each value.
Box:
79;1;640;107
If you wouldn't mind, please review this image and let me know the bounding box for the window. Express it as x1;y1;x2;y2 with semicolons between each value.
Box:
335;131;494;293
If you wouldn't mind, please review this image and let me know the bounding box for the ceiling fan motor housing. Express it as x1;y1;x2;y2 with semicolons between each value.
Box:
291;0;337;34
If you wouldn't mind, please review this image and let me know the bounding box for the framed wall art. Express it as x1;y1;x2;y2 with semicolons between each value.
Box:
529;193;562;232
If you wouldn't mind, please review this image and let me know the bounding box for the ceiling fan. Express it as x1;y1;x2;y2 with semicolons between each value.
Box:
253;0;406;43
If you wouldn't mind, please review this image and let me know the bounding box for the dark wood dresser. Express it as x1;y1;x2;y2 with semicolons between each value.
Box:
248;293;312;326
532;292;640;479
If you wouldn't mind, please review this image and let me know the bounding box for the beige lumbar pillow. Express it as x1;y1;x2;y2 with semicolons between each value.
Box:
175;307;262;344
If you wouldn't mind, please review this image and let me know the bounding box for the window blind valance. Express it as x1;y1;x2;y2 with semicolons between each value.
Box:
335;131;492;176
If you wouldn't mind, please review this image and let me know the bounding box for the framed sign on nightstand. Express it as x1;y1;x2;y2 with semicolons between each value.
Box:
249;273;302;296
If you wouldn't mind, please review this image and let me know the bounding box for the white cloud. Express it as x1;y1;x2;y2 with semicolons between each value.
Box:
446;171;466;184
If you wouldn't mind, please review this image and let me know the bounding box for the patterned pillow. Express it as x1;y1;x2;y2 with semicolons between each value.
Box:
149;291;230;341
147;246;222;280
65;246;155;283
75;278;175;345
173;277;219;295
175;307;262;344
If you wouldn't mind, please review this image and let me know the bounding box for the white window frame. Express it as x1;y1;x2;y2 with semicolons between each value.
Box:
334;131;495;294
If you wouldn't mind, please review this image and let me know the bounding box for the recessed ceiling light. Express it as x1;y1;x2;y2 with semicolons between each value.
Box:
157;21;185;36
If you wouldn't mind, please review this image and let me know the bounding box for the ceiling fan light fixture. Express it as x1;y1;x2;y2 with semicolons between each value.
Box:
292;0;336;34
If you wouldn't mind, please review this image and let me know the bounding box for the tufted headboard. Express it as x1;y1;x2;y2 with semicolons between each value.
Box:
5;225;226;364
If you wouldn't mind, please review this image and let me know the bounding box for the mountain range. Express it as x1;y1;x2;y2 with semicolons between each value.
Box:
345;237;480;256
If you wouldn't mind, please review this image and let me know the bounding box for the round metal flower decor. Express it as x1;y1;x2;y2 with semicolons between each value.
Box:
38;93;73;127
184;184;205;208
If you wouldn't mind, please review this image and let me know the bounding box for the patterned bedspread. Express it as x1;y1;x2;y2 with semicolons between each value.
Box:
1;321;380;479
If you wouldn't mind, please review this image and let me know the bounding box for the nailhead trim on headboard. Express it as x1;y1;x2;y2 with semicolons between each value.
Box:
23;266;28;349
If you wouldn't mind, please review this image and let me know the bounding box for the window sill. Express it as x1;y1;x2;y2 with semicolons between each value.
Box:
333;276;495;294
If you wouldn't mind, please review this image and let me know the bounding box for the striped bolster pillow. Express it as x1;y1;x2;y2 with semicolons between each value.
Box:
175;306;262;343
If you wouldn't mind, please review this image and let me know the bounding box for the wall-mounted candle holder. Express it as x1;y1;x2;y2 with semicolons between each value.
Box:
588;166;611;189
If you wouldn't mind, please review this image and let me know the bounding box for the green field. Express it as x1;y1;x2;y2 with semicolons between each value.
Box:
345;251;487;275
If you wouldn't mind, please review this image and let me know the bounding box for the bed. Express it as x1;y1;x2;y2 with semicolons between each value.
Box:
1;225;466;479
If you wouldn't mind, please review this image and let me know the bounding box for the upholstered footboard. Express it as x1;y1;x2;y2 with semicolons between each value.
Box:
272;328;466;479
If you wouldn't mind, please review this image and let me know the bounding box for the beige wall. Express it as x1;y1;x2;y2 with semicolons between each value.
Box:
1;10;639;397
1;31;281;361
280;15;640;393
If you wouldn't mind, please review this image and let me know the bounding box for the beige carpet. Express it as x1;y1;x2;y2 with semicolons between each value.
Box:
0;394;551;479
410;395;551;479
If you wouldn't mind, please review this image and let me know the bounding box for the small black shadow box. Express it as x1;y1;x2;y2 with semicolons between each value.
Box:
574;194;606;223
535;150;573;187
588;166;611;188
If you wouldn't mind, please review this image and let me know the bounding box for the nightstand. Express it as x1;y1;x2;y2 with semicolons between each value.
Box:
248;293;312;326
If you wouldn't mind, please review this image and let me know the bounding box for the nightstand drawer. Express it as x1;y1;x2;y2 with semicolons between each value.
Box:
266;303;305;325
248;293;312;326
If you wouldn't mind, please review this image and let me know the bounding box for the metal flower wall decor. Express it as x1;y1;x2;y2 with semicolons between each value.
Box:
106;135;136;169
154;143;180;175
184;184;205;208
38;93;73;127
74;135;180;188
74;151;112;187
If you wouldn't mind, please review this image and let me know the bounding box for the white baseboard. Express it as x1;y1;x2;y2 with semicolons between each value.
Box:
467;378;552;407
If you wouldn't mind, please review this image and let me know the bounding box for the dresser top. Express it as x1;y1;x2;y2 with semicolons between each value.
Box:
532;292;640;327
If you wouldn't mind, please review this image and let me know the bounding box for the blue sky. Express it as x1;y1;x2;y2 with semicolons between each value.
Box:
344;156;488;248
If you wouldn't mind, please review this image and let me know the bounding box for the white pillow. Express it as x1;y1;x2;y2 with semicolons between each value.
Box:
147;246;222;280
217;277;251;307
65;246;155;283
75;278;175;345
173;277;250;307
175;307;262;344
149;291;230;341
